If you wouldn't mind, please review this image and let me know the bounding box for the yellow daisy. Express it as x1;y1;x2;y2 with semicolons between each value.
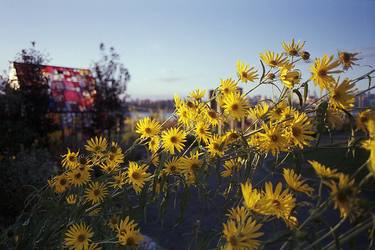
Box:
287;112;315;149
116;216;144;247
219;78;238;96
223;217;263;250
241;182;261;211
258;123;289;156
52;173;70;193
163;156;182;175
61;148;79;169
205;108;221;126
310;54;341;90
64;222;94;250
221;158;243;177
236;60;258;83
328;174;359;218
308;160;338;178
280;67;301;89
206;134;227;157
126;161;151;193
283;168;314;196
247;102;269;121
338;51;359;70
109;172;126;189
222;92;249;120
67;168;91;187
194;122;211;144
189;89;206;100
85;136;108;154
282;39;305;56
260;51;288;68
356;109;375;132
135;117;162;139
161;127;187;154
329;78;356;110
84;181;108;205
262;182;296;219
226;206;250;224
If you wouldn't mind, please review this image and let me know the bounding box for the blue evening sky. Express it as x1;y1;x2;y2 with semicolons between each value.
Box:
1;0;374;100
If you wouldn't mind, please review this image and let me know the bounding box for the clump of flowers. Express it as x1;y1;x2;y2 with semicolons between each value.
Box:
6;39;375;250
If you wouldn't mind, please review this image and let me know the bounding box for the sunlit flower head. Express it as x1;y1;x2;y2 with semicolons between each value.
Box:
260;51;288;68
258;123;289;156
161;127;187;154
219;78;238;96
310;54;341;90
221;157;243;177
163;156;182;175
189;88;206;100
223;216;263;250
241;182;261;211
135;117;162;139
85;136;108;154
338;51;359;70
329;78;356;110
222;92;249;120
308;160;338;178
61;148;80;169
126;161;151;194
84;181;108;205
356;109;375;132
236;60;259;83
282;39;305;57
262;182;296;219
287;112;315;149
280;67;301;89
194;122;211;144
64;222;94;250
283;168;314;196
206;134;227;157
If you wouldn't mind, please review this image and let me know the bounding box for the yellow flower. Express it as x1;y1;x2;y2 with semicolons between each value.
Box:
87;243;101;250
67;168;91;187
85;136;108;155
109;172;126;189
135;117;162;139
61;148;79;169
241;182;261;211
280;67;301;89
258;123;289;156
310;54;341;90
219;78;238;96
66;194;78;205
205;108;221;126
180;152;202;182
189;89;206;100
247;102;269;121
194;122;211;144
206;134;226;157
64;222;94;250
356;109;375;132
84;181;108;205
163;157;182;175
262;182;296;219
260;51;288;68
223;217;263;250
268;101;288;121
287;112;315;149
338;51;359;70
148;136;161;154
283;168;313;196
221;158;243;177
106;142;124;165
126;162;151;194
161;127;187;154
226;206;250;224
328;174;359;218
222;92;249;120
236;60;258;83
308;160;338;178
329;78;356;110
116;216;144;247
52;173;70;193
282;39;305;56
299;51;311;61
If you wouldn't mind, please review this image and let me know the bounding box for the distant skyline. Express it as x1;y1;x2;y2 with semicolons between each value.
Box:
1;0;375;100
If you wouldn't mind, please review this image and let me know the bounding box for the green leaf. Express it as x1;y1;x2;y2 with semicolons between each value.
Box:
293;89;303;108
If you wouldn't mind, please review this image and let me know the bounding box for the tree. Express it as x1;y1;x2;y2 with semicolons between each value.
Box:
0;42;53;154
91;43;130;136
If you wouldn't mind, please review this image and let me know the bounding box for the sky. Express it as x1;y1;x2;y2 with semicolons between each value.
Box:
1;0;375;100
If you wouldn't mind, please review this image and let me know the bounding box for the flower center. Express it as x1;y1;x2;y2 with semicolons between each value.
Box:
270;135;279;142
126;236;135;246
170;136;178;143
231;104;239;111
132;172;141;180
74;173;82;179
60;178;67;185
93;189;101;196
77;234;86;242
272;199;281;209
292;127;301;137
318;69;327;77
145;127;152;134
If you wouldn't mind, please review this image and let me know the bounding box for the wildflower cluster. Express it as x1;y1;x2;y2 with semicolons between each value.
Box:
5;39;375;250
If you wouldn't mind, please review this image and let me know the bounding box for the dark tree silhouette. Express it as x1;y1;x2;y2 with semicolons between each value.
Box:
91;43;130;136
